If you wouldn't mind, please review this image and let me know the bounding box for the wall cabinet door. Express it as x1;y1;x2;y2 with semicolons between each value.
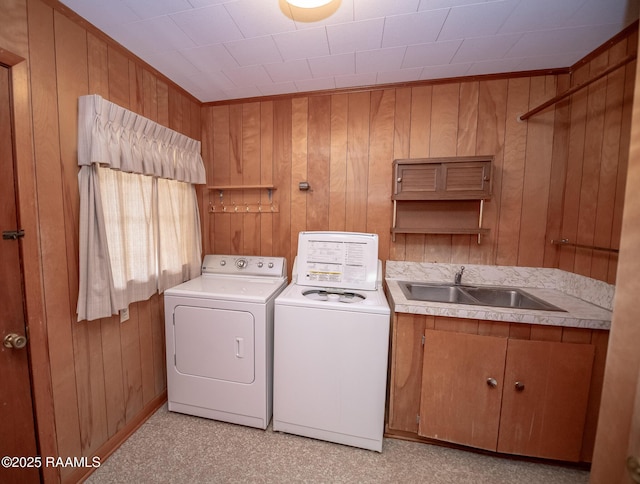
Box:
418;330;507;451
497;339;595;461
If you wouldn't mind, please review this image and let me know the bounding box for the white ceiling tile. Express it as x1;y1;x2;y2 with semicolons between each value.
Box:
308;52;356;77
222;85;263;100
402;40;462;68
224;36;283;67
188;0;231;7
514;51;584;71
376;67;423;84
272;28;330;61
335;72;377;88
181;44;240;72
419;0;494;10
354;0;420;21
60;0;140;30
143;50;201;79
438;0;519;41
382;9;449;48
499;0;586;34
258;81;299;96
327;18;384;54
112;16;197;55
356;46;406;74
419;62;472;80
567;0;638;27
506;24;620;58
466;57;529;76
121;0;194;19
295;76;337;92
452;33;522;63
223;65;273;87
264;59;313;83
170;5;243;45
225;0;297;37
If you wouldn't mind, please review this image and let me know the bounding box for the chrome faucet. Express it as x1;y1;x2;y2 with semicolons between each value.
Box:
454;266;465;285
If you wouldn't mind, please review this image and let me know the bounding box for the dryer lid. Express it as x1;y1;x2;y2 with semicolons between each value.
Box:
295;231;379;290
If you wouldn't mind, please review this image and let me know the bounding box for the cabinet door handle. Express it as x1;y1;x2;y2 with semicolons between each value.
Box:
397;177;402;183
514;381;525;392
486;377;498;388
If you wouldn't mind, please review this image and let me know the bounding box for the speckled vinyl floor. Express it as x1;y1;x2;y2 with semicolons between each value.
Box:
86;405;589;484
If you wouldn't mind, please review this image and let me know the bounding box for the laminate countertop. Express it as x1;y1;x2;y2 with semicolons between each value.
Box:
384;262;613;330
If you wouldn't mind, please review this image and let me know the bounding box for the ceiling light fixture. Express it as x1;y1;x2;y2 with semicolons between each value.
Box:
286;0;332;8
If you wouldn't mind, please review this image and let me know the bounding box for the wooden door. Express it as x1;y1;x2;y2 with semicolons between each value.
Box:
497;339;594;462
0;65;40;483
419;329;507;451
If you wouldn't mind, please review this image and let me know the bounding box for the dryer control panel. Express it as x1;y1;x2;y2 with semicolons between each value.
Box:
201;254;286;278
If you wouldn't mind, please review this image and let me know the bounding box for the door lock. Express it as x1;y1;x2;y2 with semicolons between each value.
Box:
3;333;27;349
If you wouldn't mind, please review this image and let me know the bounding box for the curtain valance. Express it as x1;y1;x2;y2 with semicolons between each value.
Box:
78;94;206;184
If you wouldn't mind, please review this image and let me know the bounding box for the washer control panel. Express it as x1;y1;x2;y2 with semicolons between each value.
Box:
202;254;286;278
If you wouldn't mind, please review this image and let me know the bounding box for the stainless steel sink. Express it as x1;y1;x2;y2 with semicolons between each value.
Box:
398;281;566;312
399;282;478;304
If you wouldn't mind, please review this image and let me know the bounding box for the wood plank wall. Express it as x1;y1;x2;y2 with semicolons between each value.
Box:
202;29;636;286
2;0;201;481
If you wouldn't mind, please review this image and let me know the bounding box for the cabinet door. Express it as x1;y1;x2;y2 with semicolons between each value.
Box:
419;330;507;451
440;161;491;199
394;163;438;199
388;314;426;433
497;339;595;461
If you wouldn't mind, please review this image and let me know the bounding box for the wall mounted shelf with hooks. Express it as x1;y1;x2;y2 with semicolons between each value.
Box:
206;185;279;214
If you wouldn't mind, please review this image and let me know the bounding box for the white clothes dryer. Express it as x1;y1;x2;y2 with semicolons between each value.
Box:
164;254;287;429
273;232;390;452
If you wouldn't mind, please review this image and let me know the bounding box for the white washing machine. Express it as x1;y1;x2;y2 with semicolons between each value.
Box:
164;254;287;429
273;232;391;452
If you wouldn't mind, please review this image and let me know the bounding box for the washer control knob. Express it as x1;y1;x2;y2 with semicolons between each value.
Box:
257;262;264;268
236;258;248;269
268;262;274;268
220;260;226;266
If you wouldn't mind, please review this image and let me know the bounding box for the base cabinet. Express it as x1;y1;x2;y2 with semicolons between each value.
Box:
386;314;605;463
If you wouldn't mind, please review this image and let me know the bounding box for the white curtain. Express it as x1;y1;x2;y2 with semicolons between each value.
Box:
77;94;205;322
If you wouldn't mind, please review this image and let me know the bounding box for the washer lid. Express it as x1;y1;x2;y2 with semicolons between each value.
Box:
295;231;379;290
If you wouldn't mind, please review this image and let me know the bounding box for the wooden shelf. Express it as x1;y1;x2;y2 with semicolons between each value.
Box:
206;185;276;190
392;227;490;236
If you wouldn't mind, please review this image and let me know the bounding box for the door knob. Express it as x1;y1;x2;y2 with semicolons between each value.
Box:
3;333;27;349
628;455;640;483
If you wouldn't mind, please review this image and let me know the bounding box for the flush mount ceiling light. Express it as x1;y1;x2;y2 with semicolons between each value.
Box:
280;0;341;21
286;0;332;7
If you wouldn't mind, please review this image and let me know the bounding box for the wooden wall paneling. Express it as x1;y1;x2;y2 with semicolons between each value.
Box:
242;102;261;255
367;89;395;261
120;307;143;423
591;42;626;281
157;81;169;127
228;104;243;253
558;63;590;274
345;91;371;233
260;101;275;256
390;87;412;261
137;299;155;407
0;0;29;56
290;97;308;255
405;86;432;260
107;47;129;109
471;79;507;265
543;74;571;269
200;105;213;255
27;0;83;472
55;10;111;457
86;30;129;444
517;75;556;267
496;77;530;266
211;105;232;254
329;93;348;232
273;100;292;266
306;96;331;232
574;53;609;277
610;50;636;282
451;81;479;262
427;83;460;262
150;293;166;395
